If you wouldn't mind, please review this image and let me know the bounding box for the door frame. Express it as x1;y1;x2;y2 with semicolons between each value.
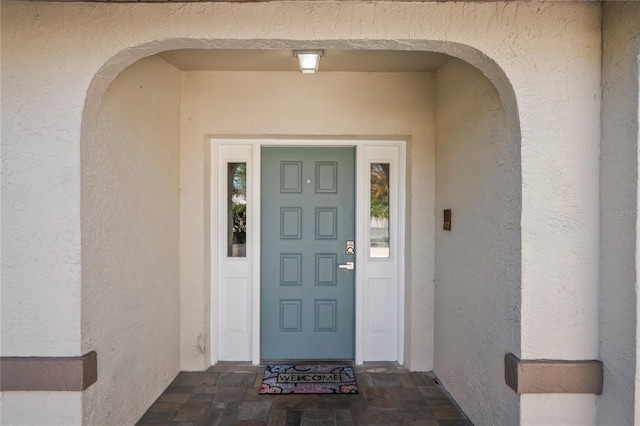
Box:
210;138;406;366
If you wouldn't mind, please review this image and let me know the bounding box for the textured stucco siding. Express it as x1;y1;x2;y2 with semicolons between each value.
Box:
80;55;182;425
180;71;436;371
434;58;520;425
599;3;640;426
1;1;603;424
0;392;82;425
1;7;85;358
516;7;600;360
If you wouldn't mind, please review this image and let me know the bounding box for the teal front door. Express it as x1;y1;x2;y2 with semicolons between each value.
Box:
261;147;355;360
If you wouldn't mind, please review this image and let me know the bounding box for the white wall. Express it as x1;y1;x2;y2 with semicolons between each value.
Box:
599;3;640;425
180;71;436;371
434;58;520;425
80;55;182;425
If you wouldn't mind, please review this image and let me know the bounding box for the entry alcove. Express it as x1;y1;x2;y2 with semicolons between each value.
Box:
81;46;520;426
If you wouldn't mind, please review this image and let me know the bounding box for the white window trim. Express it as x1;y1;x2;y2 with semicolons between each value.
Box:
210;138;406;366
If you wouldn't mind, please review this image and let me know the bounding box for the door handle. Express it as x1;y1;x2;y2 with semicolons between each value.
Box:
338;262;354;270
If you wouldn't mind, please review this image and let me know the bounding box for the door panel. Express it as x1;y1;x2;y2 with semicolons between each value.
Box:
261;147;355;360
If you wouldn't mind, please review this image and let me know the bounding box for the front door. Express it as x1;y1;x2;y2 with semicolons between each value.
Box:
261;147;355;360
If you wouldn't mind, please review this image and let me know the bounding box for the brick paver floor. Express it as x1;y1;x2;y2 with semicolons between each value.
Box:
136;363;472;425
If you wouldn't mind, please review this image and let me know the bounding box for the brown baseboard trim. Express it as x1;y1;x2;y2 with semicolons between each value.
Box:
505;353;602;395
0;351;97;391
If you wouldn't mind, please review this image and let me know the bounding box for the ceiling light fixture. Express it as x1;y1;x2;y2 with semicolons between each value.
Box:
294;50;323;74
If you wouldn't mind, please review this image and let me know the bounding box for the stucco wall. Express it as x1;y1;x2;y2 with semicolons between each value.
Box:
180;71;436;371
434;58;520;425
0;393;82;426
80;55;182;425
599;3;640;425
1;1;603;423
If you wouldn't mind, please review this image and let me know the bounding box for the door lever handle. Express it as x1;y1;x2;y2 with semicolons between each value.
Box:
338;262;354;270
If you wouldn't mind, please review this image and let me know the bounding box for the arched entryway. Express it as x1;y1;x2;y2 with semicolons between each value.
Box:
80;40;521;425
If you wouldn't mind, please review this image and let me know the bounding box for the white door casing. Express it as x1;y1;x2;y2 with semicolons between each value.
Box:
211;139;405;365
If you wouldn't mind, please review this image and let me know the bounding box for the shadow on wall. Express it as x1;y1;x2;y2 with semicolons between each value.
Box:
434;58;521;425
80;55;182;425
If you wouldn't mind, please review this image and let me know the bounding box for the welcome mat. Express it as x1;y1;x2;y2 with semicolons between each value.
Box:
259;364;358;394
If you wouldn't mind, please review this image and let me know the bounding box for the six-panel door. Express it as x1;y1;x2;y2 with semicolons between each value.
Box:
261;147;356;360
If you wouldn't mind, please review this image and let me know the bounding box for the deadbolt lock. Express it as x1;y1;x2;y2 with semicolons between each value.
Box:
346;240;355;255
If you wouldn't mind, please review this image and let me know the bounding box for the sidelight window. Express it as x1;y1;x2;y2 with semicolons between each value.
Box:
228;162;247;257
370;163;390;258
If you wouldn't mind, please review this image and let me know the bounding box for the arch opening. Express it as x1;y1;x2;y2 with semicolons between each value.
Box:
80;40;522;426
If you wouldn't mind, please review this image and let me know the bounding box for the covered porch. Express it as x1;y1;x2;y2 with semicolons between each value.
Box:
136;363;470;425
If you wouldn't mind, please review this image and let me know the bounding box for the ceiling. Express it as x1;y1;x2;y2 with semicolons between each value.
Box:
158;49;452;73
